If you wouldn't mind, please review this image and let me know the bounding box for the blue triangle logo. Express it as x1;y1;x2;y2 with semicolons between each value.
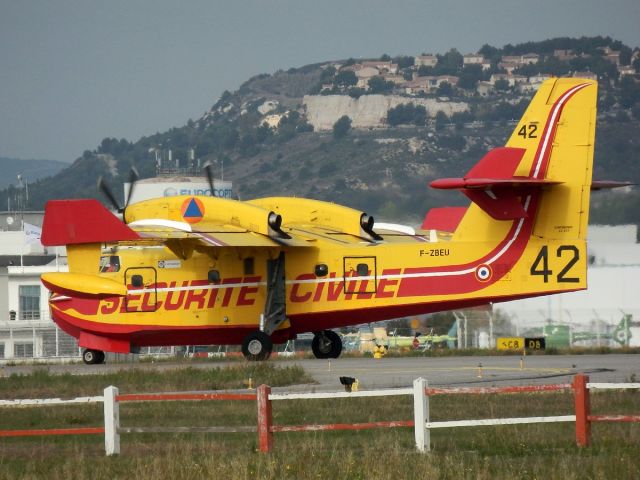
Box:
183;198;203;218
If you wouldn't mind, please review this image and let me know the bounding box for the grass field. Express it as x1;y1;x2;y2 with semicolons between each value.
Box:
1;364;639;479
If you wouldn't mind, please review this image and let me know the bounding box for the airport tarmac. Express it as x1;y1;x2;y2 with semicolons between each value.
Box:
284;354;640;392
1;354;638;392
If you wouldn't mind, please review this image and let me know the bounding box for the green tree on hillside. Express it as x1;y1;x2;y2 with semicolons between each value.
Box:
393;55;415;69
333;115;352;139
435;48;463;75
387;104;427;126
368;76;394;94
335;70;357;87
494;79;510;92
436;82;454;96
457;65;483;90
434;111;448;131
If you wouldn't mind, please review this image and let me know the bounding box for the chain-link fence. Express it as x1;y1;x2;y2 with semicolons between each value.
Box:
2;307;637;362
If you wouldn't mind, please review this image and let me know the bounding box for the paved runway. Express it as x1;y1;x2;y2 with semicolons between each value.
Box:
282;354;639;392
2;354;638;392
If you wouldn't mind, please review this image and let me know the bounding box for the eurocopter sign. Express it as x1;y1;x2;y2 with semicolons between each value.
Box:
124;179;233;204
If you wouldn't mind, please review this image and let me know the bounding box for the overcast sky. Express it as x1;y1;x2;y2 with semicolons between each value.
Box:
1;0;639;162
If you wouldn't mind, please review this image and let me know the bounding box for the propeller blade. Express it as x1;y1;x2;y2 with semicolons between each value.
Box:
203;162;215;196
97;176;123;212
124;166;139;207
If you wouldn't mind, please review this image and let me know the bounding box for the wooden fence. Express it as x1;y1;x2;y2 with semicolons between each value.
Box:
1;374;639;454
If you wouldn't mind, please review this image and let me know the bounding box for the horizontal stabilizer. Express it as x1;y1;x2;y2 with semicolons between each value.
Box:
42;199;140;246
430;147;562;221
431;177;562;190
591;180;634;191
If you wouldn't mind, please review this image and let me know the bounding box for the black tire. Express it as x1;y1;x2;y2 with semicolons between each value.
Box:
241;331;273;361
95;351;106;364
82;348;102;365
312;330;343;359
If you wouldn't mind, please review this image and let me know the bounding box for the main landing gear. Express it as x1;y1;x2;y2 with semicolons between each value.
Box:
82;348;105;365
241;331;273;361
312;330;343;359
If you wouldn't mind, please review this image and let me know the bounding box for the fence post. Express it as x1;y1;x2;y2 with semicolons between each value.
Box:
573;374;591;447
104;386;120;456
413;377;430;452
257;384;273;453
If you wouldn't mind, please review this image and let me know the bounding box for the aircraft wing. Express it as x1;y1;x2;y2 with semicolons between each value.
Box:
129;219;311;248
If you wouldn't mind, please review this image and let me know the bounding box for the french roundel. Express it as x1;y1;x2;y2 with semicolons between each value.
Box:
181;197;205;224
475;264;492;282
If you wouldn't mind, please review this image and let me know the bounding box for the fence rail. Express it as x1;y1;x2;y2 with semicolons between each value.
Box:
0;374;638;454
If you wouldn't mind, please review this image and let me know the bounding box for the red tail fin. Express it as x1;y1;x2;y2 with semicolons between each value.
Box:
41;199;140;246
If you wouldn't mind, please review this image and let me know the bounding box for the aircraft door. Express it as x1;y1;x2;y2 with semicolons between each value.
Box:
125;267;158;312
343;256;377;294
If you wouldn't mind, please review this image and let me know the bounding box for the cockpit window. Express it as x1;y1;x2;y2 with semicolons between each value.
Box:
100;255;121;273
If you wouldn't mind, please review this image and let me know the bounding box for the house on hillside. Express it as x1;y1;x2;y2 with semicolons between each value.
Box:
463;54;491;71
435;75;459;87
602;47;621;66
362;61;398;74
554;49;577;61
355;67;380;89
529;73;552;84
498;61;519;74
463;54;484;66
500;53;540;66
572;71;598;81
402;76;433;95
414;54;437;67
476;81;493;96
490;73;513;86
519;74;553;93
618;65;635;77
383;74;407;85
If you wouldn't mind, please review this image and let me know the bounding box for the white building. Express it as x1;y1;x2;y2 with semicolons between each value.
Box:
498;225;640;346
124;176;233;204
0;216;74;360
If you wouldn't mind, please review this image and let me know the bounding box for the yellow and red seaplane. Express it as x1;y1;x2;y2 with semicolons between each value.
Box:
41;78;603;363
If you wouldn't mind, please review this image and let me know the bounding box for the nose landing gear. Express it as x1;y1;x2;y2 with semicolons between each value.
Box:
241;331;273;361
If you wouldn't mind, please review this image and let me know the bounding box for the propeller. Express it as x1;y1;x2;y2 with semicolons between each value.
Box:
124;167;139;207
97;166;139;215
203;162;215;196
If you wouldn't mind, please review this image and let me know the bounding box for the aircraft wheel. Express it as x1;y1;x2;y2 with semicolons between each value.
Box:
82;348;103;365
312;330;342;359
95;351;106;364
242;331;273;361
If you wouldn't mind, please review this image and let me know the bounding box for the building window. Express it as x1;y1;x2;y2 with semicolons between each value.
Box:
0;343;4;358
19;285;40;320
14;342;33;358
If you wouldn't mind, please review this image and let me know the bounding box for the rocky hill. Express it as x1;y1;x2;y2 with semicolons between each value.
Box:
4;36;640;226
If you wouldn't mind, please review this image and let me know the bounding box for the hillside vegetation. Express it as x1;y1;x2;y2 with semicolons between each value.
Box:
4;36;640;225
